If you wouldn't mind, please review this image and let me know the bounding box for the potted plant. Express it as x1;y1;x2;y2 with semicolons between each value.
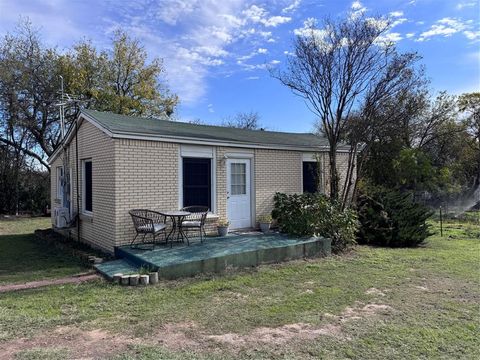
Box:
258;214;272;233
217;219;230;237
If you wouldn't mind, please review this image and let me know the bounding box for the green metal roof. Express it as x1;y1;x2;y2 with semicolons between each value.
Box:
81;109;331;149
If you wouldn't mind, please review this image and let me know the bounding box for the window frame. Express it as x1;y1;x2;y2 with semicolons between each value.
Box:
178;145;216;213
82;159;93;215
301;153;323;194
182;157;212;210
302;161;319;194
56;166;64;203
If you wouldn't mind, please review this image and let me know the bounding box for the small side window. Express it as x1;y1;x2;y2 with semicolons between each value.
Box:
56;166;63;201
303;161;319;193
82;159;93;213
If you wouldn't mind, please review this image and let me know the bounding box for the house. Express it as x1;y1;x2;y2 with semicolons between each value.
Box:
49;109;352;253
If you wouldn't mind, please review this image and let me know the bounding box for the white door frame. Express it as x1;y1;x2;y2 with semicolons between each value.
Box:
226;158;253;229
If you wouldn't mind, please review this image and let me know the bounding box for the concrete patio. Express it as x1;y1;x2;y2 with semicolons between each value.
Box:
95;232;331;280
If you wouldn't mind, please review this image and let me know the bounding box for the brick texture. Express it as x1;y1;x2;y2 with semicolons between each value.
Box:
113;139;179;247
51;119;354;253
51;120;116;252
254;149;302;218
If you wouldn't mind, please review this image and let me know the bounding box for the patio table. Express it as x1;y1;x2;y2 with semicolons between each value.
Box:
163;211;191;246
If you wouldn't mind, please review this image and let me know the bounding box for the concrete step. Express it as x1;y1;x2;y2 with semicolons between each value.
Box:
94;259;139;280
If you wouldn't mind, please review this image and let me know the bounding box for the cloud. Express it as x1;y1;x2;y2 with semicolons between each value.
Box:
237;47;269;61
293;17;318;36
349;1;367;20
154;0;195;26
391;17;407;28
207;103;214;113
365;17;389;31
351;1;365;11
96;1;289;104
406;32;415;38
237;59;280;71
282;0;301;14
389;11;404;17
464;30;480;40
243;5;291;27
246;76;260;80
377;32;403;44
416;17;475;41
456;2;476;10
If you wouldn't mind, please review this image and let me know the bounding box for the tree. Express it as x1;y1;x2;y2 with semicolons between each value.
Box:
458;92;480;190
0;20;62;169
272;14;421;205
61;31;178;118
0;20;179;171
222;111;262;129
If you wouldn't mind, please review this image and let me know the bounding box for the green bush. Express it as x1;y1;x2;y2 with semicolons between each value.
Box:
272;192;358;253
357;186;433;247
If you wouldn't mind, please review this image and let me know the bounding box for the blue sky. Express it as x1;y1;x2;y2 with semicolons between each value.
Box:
0;0;479;132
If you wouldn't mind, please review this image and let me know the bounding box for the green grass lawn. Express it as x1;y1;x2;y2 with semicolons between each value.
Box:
0;217;479;359
0;217;86;285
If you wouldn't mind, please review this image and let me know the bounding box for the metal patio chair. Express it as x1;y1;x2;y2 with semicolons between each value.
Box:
129;209;167;249
180;206;209;243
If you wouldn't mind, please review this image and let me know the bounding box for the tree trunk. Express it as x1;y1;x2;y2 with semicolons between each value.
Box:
329;145;339;200
341;145;357;210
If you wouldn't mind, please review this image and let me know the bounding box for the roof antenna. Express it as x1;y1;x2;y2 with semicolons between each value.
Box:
58;75;66;139
56;76;86;140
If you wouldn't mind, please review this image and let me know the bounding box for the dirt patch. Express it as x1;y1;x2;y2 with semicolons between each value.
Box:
0;273;99;293
339;302;392;322
365;287;386;297
0;326;138;360
207;323;343;347
415;285;429;291
207;302;393;347
0;302;394;358
151;322;203;350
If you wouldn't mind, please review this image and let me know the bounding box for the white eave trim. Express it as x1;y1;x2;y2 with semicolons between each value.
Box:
110;132;341;153
48;112;351;164
48;112;115;164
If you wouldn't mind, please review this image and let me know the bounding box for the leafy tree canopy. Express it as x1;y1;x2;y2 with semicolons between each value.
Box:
0;20;178;170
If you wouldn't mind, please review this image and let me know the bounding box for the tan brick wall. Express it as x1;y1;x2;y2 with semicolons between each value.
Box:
113;139;179;247
51;120;116;252
51;120;355;252
321;151;355;197
254;149;303;219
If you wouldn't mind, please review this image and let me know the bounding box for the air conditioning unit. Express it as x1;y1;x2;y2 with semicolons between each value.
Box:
54;207;70;228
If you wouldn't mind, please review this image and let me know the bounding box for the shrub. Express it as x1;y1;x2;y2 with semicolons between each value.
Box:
272;192;358;253
357;186;433;247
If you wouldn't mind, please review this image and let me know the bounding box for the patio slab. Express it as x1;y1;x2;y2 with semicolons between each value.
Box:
96;233;331;280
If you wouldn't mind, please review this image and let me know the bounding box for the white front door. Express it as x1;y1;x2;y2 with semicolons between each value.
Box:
227;159;251;229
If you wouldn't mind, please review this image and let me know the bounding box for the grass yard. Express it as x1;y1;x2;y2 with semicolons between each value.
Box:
0;217;479;359
0;217;86;285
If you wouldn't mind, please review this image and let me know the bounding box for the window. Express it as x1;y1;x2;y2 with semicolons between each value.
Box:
230;163;246;195
182;157;211;209
303;161;319;193
56;166;64;201
82;159;93;213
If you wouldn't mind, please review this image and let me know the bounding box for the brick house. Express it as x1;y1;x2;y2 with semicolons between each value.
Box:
49;109;352;253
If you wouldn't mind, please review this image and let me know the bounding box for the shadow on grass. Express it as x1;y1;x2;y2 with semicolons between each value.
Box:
0;233;87;284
